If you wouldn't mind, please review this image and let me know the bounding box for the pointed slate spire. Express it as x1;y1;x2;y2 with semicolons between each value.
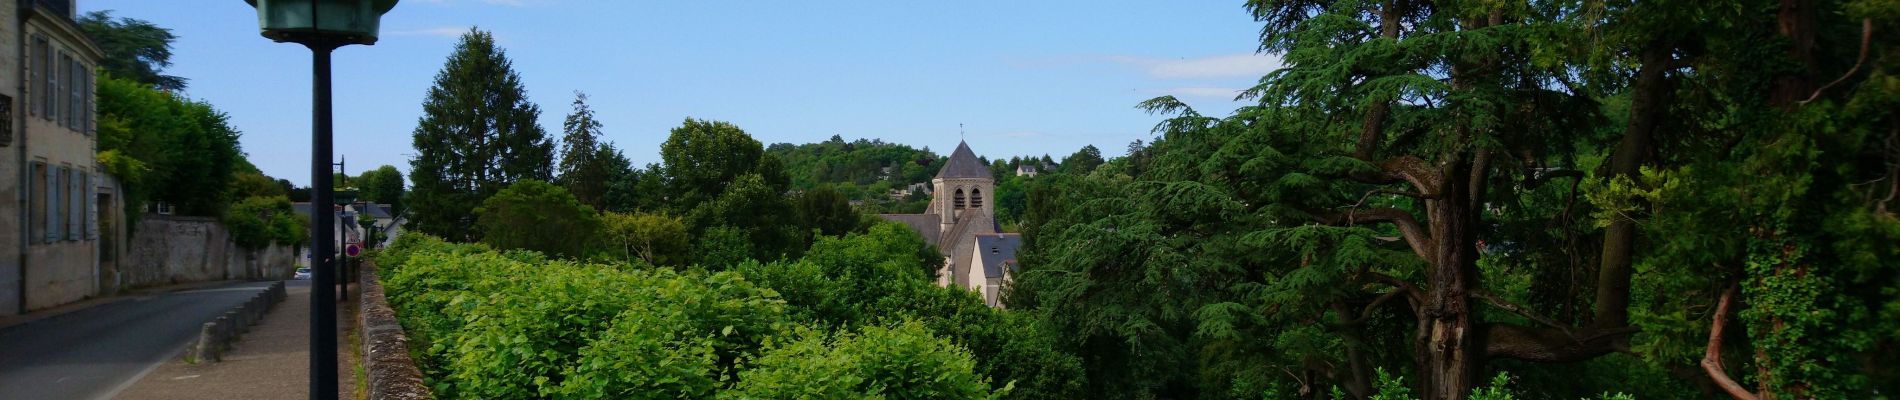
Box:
935;141;990;179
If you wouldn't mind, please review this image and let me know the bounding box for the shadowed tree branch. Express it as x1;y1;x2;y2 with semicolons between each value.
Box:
1702;285;1761;400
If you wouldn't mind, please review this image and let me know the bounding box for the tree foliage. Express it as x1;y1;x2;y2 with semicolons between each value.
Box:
764;135;944;212
661;118;767;209
557;91;611;209
222;195;307;249
96;75;242;217
1005;1;1900;399
795;185;858;237
475;180;600;259
408;28;555;241
78;10;186;91
353;165;405;214
1057;145;1103;175
598;211;690;268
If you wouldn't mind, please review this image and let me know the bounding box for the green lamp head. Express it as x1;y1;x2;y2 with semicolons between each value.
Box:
246;0;398;46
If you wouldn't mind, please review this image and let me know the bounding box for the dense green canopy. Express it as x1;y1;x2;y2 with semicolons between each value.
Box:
1007;1;1900;399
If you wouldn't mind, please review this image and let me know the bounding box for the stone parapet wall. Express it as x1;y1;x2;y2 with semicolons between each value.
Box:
358;262;431;399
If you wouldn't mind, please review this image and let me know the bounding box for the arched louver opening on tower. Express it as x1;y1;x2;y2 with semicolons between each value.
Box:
954;188;967;209
971;188;983;208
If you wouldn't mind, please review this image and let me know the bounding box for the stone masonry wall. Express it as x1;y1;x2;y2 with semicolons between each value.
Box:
359;262;431;399
119;215;297;290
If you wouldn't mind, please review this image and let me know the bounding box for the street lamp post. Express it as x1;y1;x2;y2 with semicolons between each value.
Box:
244;1;397;399
334;156;348;301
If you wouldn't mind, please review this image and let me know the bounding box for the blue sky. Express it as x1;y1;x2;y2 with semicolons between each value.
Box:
78;1;1278;186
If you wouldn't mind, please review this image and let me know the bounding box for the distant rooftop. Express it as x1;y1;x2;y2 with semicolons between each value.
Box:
975;233;1022;278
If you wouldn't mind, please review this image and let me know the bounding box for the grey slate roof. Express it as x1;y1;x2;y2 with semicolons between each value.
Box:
361;204;394;220
876;214;942;247
935;141;991;179
975;233;1022;279
292;202;314;218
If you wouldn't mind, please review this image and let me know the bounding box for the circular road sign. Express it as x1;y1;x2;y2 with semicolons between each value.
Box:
345;243;362;257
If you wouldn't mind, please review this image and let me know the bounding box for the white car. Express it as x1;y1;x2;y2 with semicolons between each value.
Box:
294;267;312;280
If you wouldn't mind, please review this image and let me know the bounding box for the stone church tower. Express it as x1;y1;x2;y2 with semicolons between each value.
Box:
932;142;994;230
878;141;1021;307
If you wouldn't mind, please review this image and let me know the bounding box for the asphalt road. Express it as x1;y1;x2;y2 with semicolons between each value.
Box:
0;280;287;400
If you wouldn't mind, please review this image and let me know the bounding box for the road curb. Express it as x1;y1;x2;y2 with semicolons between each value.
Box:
190;281;288;363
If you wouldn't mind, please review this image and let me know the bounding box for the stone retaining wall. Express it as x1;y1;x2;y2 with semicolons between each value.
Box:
119;215;299;292
358;262;431;399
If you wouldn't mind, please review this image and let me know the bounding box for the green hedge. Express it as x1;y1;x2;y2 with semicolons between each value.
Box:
375;231;1005;399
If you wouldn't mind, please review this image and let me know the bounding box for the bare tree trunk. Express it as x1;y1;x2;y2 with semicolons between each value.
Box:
1332;302;1374;398
1595;41;1670;329
1770;0;1818;107
1420;162;1479;400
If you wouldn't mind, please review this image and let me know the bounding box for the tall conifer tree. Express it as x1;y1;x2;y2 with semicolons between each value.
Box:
406;28;553;241
557;91;607;208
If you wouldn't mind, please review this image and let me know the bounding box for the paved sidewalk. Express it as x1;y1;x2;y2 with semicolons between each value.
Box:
114;281;358;400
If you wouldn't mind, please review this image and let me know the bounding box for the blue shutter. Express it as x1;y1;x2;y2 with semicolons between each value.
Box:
69;170;81;241
47;167;60;243
87;174;98;240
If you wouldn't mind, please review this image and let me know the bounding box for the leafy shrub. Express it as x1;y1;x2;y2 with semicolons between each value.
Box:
693;226;752;269
1361;369;1635;400
598;211;691;268
375;238;520;396
375;224;1034;399
445;260;663;398
725;321;1001;399
735;222;1085;399
733;259;845;324
555;271;788;399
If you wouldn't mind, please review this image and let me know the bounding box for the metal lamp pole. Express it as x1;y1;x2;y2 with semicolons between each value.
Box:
243;2;398;398
333;156;348;301
307;40;340;400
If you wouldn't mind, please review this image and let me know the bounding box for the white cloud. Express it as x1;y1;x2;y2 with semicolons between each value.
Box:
1110;53;1281;80
388;26;471;37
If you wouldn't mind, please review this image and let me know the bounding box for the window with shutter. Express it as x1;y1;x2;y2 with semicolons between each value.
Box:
83;66;93;135
48;166;61;243
87;174;98;240
47;48;58;123
30;162;46;243
31;35;46;118
67;55;78;130
58;53;71;128
68;168;80;241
